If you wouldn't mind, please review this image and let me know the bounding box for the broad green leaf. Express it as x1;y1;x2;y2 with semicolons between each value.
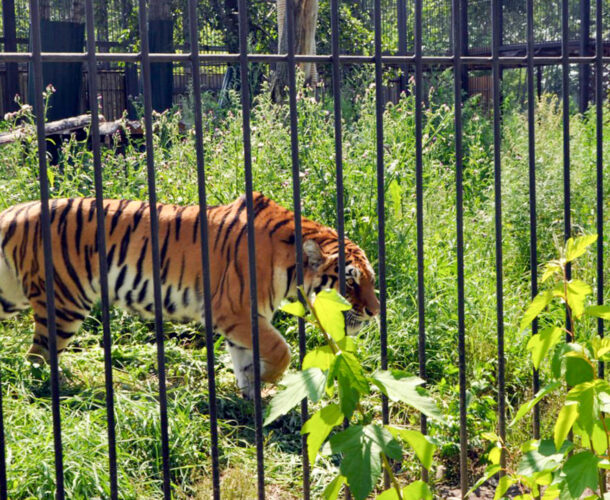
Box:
517;439;572;477
577;420;607;455
586;305;610;320
567;379;610;435
533;471;552;485
401;480;433;500
264;368;327;425
561;451;599;498
526;327;563;370
301;404;344;464
314;289;352;342
554;402;579;451
388;427;436;470
564;352;594;386
279;299;307;317
466;465;501;498
323;474;346;500
541;262;562;283
330;424;403;500
488;445;502;466
520;290;554;330
592;336;610;359
337;336;356;352
565;234;598;263
541;485;560;500
494;475;515;500
371;371;442;422
566;280;593;319
377;482;433;500
481;431;500;442
330;352;369;418
599;392;610;413
303;346;335;371
551;343;572;379
376;488;401;500
511;381;562;427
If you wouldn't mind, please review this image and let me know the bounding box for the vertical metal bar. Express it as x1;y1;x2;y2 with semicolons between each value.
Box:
330;2;348;498
187;0;221;497
236;1;265;498
414;0;428;484
84;1;118;498
0;365;5;500
396;0;407;92
137;0;172;496
459;0;469;95
562;0;571;286
373;0;389;489
29;0;65;498
1;0;18;114
595;0;604;378
284;0;310;497
0;10;11;481
330;0;346;297
526;0;540;440
579;0;591;113
452;0;468;495
491;0;506;474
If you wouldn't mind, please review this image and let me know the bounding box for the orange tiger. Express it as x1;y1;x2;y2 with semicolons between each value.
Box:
0;192;379;397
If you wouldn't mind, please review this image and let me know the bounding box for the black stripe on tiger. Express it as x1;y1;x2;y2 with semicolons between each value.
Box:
137;279;149;303
74;198;84;256
164;285;175;314
118;226;131;266
217;199;247;253
115;266;128;298
175;206;185;241
132;202;147;231
133;237;149;289
110;199;129;235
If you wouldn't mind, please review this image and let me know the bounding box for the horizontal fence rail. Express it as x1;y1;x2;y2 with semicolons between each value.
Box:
0;0;607;498
2;52;610;64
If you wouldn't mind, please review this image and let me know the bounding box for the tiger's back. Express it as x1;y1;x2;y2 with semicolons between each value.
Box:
0;193;379;397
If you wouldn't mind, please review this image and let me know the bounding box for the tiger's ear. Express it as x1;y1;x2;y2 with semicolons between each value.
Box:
303;240;325;271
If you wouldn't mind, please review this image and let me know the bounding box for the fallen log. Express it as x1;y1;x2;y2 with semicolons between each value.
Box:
0;114;102;145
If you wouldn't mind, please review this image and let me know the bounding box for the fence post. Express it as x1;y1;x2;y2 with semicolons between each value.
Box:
1;0;19;113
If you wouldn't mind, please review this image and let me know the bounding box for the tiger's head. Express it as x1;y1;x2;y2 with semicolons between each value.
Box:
303;238;380;334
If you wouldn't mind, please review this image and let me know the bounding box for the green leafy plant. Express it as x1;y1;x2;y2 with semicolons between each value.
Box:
473;234;610;500
264;287;442;499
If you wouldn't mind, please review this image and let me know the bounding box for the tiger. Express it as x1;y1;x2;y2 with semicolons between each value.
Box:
0;192;379;398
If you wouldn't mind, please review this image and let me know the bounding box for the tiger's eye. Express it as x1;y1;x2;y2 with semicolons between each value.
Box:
346;277;355;287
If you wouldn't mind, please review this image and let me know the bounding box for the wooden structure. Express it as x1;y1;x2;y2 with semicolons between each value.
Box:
0;0;609;118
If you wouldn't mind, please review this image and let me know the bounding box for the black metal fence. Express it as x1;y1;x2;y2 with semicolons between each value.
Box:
0;0;608;498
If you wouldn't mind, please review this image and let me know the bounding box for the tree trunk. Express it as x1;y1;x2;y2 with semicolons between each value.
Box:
271;0;318;102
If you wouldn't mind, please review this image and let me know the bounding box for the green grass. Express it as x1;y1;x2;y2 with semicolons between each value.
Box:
0;78;609;498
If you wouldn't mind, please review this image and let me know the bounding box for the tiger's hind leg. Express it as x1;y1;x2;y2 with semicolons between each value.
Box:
0;255;29;320
27;301;89;364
